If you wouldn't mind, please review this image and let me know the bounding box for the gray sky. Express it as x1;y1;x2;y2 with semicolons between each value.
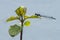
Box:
0;0;59;40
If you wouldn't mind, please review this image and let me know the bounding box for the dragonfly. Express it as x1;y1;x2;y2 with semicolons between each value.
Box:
35;13;56;20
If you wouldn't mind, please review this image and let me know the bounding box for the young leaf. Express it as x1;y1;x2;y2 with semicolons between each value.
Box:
9;24;21;37
24;15;40;20
6;16;19;22
15;6;27;16
29;15;40;18
24;20;30;26
24;16;30;20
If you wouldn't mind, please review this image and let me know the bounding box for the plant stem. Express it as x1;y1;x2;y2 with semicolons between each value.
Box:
20;16;24;40
20;21;23;40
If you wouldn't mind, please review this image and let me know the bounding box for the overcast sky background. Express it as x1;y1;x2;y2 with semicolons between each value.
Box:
0;0;59;40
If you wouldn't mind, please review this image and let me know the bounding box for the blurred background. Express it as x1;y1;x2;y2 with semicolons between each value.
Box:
0;0;59;40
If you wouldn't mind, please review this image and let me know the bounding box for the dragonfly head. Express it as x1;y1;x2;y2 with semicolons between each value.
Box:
35;13;41;16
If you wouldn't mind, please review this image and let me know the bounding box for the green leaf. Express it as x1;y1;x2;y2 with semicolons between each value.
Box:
24;20;30;26
6;16;19;22
24;15;40;20
9;24;21;37
24;16;30;20
29;15;40;18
